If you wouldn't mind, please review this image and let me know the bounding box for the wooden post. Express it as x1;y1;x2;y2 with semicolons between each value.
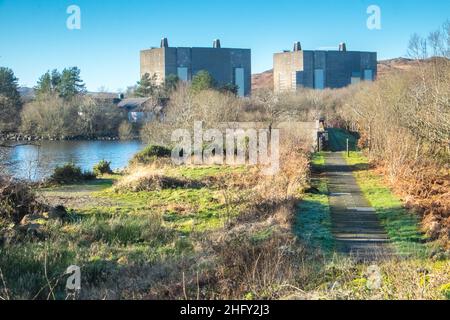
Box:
347;138;350;157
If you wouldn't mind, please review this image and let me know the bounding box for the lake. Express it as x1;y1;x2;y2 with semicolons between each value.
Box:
0;140;145;181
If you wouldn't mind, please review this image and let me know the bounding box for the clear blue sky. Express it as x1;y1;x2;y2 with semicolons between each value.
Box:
0;0;448;91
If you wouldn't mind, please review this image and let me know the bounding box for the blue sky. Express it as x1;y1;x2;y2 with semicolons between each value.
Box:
0;0;449;91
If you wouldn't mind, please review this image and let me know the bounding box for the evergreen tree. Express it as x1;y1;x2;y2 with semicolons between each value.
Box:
0;67;21;105
35;71;53;96
0;67;22;131
51;69;62;90
35;68;85;100
59;67;86;100
135;73;158;97
191;70;216;93
164;74;180;93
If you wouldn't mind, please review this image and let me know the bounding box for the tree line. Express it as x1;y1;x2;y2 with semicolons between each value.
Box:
0;65;242;139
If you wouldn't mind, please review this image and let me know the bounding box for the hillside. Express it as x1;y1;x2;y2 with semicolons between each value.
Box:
251;58;428;91
251;69;274;91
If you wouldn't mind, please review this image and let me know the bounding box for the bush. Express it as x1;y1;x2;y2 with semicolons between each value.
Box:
20;95;126;139
0;177;42;224
93;160;113;176
441;283;450;300
49;163;96;184
131;145;172;164
114;168;196;193
118;121;134;140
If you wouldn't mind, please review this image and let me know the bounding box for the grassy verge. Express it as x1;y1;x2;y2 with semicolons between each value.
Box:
2;152;449;300
343;152;431;257
295;152;334;254
1;166;240;299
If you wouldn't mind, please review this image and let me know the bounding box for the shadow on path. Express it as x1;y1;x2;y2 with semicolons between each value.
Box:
324;152;393;262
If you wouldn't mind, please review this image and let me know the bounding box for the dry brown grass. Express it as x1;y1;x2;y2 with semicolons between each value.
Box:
0;177;44;224
374;163;450;247
343;58;450;248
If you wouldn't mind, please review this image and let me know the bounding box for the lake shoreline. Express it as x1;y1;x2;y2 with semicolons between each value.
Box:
0;132;141;142
1;140;145;181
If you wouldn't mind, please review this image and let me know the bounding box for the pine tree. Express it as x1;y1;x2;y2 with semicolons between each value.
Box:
35;68;85;100
35;71;53;97
59;67;86;100
191;70;216;93
135;73;158;97
0;67;21;105
0;67;22;131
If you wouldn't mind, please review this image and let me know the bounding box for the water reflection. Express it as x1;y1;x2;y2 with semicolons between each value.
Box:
1;140;144;181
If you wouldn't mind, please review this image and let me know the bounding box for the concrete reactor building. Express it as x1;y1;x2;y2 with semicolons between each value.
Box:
273;42;377;92
140;38;251;96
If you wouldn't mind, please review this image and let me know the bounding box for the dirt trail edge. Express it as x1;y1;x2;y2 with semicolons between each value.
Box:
324;152;392;261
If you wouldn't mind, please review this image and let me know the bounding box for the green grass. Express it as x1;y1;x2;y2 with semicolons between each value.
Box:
166;165;245;180
1;165;243;299
295;178;334;254
93;186;230;234
39;175;119;193
327;128;358;152
343;152;430;258
311;152;326;166
295;152;334;254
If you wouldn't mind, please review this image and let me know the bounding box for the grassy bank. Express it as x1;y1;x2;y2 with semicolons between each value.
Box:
295;152;334;254
1;149;449;300
344;152;434;258
0;144;311;300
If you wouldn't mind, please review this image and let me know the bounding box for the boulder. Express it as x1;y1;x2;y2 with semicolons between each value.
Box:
26;223;44;239
20;214;42;226
45;205;68;220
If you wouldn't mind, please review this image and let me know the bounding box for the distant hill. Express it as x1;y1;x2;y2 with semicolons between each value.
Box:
18;87;35;101
377;57;417;77
251;57;435;92
17;89;121;102
251;69;274;91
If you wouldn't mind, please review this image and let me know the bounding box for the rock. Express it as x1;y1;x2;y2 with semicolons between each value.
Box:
26;224;44;239
20;214;43;226
427;221;441;239
305;187;320;194
0;228;19;246
45;205;68;220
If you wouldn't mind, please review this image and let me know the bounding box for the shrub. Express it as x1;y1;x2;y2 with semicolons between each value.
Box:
441;283;450;300
93;160;113;176
131;145;172;164
0;177;42;224
114;168;196;193
49;163;96;184
118;121;134;140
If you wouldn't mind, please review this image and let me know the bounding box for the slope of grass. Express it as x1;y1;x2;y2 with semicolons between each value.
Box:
0;165;240;299
295;152;334;254
343;152;430;257
295;179;334;254
311;152;326;166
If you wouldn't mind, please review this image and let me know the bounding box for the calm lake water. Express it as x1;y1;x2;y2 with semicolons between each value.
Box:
1;140;144;181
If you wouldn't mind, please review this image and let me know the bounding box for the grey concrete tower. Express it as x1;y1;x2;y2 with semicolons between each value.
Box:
274;42;377;92
141;39;251;96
